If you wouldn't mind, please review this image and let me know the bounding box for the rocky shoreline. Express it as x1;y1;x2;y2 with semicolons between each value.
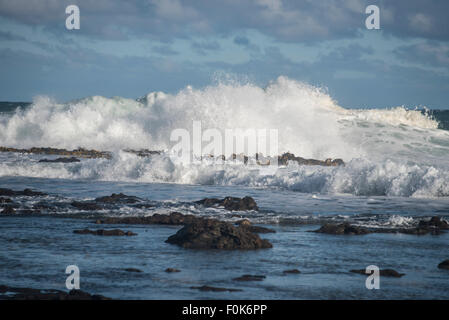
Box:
0;187;448;299
0;146;344;167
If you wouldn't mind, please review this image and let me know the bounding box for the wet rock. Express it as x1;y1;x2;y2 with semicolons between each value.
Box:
0;197;12;204
190;285;242;292
278;152;344;167
165;268;181;273
97;212;198;226
235;219;251;226
0;188;46;197
123;149;162;157
418;216;449;230
71;201;102;211
0;146;111;159
196;196;259;211
165;218;272;250
38;157;80;163
232;275;266;282
124;268;142;273
73;229;136;236
95;193;140;204
1;205;15;215
0;285;110;300
350;269;405;277
313;223;371;235
283;269;301;274
438;260;449;270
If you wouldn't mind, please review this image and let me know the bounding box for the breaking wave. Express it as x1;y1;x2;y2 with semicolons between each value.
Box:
0;76;448;197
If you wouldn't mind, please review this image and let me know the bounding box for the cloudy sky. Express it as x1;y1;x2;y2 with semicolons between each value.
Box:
0;0;448;109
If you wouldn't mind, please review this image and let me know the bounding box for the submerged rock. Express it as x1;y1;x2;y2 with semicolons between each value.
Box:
283;269;301;274
350;269;405;278
165;218;272;250
313;223;371;235
232;275;266;282
124;268;142;273
95;193;140;204
38;157;80;163
190;285;242;292
71;201;102;211
0;188;46;197
1;206;15;215
165;268;181;273
0;285;110;300
195;196;259;211
438;260;449;270
73;229;136;236
0;197;12;204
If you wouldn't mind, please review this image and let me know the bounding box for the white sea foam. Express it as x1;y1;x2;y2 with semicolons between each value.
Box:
0;76;448;197
0;151;448;198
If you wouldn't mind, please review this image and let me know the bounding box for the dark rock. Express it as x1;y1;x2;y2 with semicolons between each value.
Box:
123;149;162;157
350;269;405;277
232;274;266;282
97;212;198;226
0;146;111;159
73;229;136;236
278;152;344;167
124;268;142;273
418;216;449;230
95;193;140;204
1;205;15;215
0;188;46;197
0;197;12;204
39;157;80;163
71;201;102;211
166;218;272;250
283;269;301;274
313;223;370;235
0;285;110;300
165;268;181;273
438;260;449;270
190;285;242;292
196;196;259;211
235;219;251;226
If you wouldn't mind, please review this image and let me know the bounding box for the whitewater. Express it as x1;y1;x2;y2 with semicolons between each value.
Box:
1;76;449;198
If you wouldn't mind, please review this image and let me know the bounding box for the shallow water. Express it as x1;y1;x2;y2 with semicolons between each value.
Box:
1;177;448;299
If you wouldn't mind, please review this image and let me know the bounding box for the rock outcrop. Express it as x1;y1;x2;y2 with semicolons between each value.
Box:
0;188;46;197
313;223;371;235
165;218;272;250
95;193;141;204
195;196;259;211
438;260;449;270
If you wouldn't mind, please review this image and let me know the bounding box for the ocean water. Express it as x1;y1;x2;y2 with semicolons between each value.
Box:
0;77;448;299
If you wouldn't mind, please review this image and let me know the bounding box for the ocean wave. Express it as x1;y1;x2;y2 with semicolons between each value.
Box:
1;76;447;164
1;151;448;198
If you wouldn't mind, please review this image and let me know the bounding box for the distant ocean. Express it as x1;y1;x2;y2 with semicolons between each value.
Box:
1;77;448;299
